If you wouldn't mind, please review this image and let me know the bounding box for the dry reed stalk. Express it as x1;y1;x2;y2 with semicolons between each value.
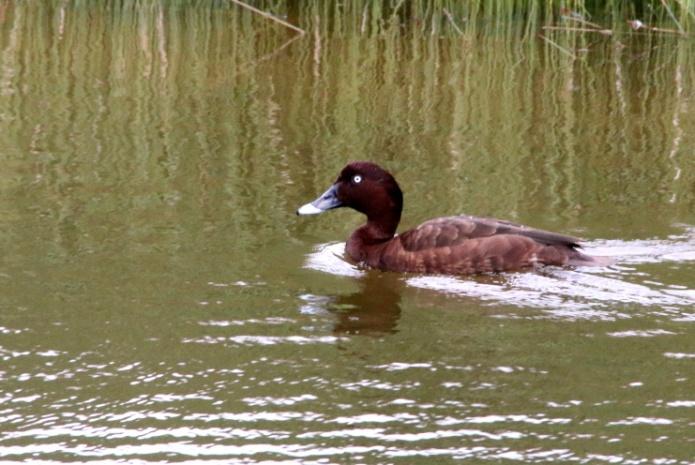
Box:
229;0;305;35
628;19;690;35
543;26;612;35
539;34;577;59
648;26;689;34
560;9;604;30
443;8;463;35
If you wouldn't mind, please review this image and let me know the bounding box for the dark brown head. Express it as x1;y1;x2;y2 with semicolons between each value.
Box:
297;161;403;236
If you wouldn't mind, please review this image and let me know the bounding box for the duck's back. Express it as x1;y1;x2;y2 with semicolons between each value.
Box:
374;215;599;274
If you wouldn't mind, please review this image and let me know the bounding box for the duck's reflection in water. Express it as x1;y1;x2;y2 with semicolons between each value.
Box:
329;273;403;336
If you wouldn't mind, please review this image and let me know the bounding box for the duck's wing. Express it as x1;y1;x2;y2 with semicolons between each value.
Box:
398;215;583;252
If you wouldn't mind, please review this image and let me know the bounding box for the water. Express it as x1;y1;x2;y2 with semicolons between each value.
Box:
1;2;694;464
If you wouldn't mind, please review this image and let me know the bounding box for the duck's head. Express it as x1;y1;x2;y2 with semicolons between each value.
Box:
297;162;403;226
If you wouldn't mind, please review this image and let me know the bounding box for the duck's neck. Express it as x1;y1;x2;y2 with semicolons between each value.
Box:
346;211;401;263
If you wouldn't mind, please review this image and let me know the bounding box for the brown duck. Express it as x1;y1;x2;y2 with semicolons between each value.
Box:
297;162;610;274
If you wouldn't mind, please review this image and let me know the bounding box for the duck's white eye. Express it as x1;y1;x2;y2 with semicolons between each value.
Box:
353;175;362;184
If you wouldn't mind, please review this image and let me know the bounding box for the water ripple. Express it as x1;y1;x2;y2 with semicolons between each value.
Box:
303;229;695;320
182;335;344;346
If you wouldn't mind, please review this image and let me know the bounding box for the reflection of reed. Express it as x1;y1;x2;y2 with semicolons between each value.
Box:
0;1;693;264
668;62;684;204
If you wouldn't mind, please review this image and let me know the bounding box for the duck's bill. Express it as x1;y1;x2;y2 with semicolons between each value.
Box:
297;184;342;215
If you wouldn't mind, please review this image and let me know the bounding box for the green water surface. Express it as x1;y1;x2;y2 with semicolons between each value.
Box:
0;2;694;464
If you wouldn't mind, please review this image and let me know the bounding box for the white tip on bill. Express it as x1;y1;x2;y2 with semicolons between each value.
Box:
297;202;324;215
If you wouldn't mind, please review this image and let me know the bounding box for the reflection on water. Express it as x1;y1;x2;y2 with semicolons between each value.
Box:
330;274;402;335
301;273;403;335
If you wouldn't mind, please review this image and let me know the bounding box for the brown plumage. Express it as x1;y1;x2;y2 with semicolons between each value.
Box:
297;161;610;275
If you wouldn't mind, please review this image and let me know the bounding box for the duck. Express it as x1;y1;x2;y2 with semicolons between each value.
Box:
297;161;610;275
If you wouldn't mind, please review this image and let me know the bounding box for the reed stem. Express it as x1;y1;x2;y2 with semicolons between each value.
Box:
229;0;305;35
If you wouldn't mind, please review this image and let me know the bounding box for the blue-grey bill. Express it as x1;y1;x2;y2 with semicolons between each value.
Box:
296;184;342;215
